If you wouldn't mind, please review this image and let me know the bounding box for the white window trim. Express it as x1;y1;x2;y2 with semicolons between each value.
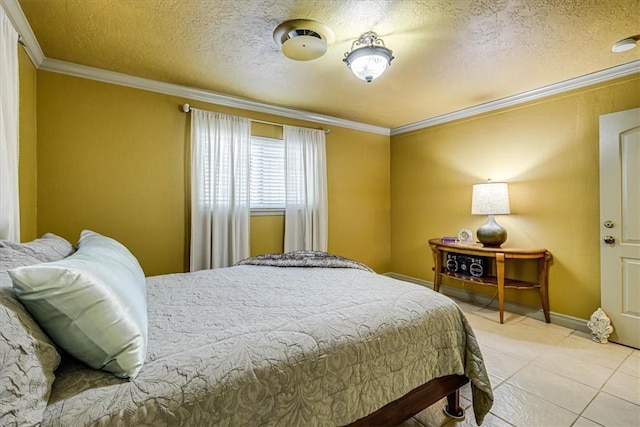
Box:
250;208;285;216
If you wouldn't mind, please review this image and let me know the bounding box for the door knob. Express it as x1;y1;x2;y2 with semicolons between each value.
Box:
604;236;615;244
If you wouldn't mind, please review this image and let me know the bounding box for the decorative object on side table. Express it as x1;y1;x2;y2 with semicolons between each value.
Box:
587;308;614;344
446;253;487;277
471;180;511;247
457;228;474;244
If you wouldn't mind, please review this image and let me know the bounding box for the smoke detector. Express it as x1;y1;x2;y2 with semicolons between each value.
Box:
612;37;638;53
273;19;334;61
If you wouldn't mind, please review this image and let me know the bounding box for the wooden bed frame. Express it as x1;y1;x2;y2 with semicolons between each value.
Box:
345;374;469;426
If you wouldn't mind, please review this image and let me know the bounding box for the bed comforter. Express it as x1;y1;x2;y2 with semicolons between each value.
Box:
43;265;492;426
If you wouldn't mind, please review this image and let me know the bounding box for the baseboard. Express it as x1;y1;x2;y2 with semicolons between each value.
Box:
384;272;590;334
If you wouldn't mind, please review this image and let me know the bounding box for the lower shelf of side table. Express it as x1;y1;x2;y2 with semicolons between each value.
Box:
440;271;542;290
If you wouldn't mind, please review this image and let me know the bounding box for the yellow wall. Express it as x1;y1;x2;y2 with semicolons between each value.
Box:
24;56;635;321
34;71;390;276
390;74;640;320
327;127;390;269
250;215;285;256
18;47;38;241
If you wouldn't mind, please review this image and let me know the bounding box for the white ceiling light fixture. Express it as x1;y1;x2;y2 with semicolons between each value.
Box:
273;19;335;61
343;31;394;83
612;37;638;53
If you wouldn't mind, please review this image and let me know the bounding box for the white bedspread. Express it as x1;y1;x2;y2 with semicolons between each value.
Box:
43;265;492;426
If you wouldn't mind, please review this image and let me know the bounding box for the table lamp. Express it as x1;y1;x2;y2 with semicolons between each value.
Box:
471;181;511;247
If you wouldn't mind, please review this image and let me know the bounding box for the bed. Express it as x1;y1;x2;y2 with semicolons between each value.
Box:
0;232;493;426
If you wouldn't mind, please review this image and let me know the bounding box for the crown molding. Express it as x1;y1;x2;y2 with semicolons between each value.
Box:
5;0;637;138
38;58;391;136
3;0;389;136
0;0;44;67
391;61;640;136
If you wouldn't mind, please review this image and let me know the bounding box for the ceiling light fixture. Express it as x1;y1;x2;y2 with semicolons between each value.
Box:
612;36;639;53
343;31;394;83
273;19;334;61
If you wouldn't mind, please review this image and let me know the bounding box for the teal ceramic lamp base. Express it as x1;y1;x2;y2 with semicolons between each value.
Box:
476;215;507;247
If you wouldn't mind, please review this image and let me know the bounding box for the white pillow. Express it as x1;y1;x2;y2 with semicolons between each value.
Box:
9;230;147;379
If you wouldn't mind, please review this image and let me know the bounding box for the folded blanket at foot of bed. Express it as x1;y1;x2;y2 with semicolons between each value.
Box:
236;250;375;273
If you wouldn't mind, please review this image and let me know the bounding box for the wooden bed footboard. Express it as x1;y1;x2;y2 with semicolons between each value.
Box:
345;374;470;426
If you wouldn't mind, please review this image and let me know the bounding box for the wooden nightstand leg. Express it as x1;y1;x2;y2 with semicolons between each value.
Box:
431;245;442;292
496;253;505;324
539;254;551;323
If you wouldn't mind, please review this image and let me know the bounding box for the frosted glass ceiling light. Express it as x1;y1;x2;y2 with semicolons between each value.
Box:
343;32;394;83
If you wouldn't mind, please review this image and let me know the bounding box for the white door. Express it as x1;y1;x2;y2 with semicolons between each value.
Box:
600;108;640;349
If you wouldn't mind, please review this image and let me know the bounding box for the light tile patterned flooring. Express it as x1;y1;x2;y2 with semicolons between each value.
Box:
400;298;640;427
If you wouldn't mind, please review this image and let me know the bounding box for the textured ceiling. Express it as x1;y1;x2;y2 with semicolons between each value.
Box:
16;0;640;128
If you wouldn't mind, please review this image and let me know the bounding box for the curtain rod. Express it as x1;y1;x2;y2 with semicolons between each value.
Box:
181;103;330;134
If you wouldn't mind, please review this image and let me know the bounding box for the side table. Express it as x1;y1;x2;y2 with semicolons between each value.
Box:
429;238;552;324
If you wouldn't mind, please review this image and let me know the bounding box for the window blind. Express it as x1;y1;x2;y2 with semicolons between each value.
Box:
250;136;285;210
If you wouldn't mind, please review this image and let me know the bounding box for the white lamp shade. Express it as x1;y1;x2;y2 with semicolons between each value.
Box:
471;182;511;215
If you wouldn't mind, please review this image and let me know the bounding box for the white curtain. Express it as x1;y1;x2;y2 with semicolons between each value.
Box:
283;125;328;252
0;8;20;241
190;108;251;270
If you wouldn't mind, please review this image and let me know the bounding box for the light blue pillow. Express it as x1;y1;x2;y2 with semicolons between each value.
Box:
9;230;147;379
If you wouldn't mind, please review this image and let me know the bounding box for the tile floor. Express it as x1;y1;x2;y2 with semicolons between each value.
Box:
400;298;640;427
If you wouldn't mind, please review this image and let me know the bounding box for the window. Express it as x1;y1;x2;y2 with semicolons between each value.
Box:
250;136;285;212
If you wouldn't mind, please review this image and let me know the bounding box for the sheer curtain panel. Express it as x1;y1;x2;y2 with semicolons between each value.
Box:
190;109;251;270
283;125;328;252
0;8;20;241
